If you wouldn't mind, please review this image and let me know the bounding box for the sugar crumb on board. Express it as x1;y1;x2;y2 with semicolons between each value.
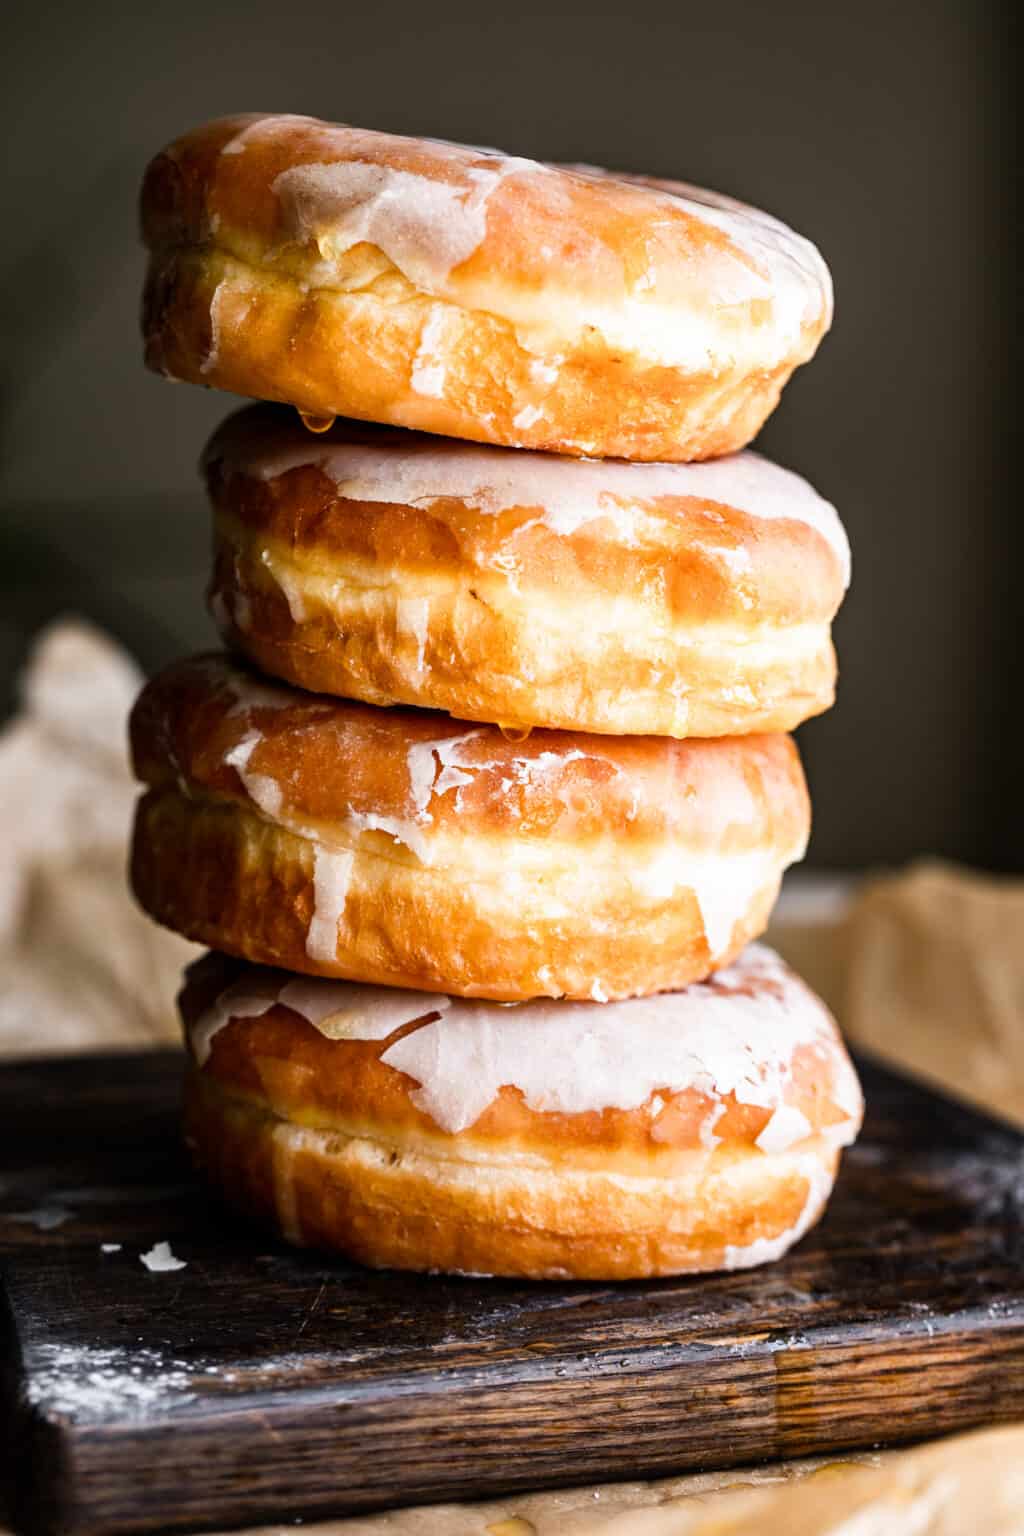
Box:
26;1343;194;1421
8;1204;73;1230
140;1240;187;1272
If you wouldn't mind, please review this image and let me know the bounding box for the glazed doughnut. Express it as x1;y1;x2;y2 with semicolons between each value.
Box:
141;114;832;462
204;406;849;738
179;945;862;1278
129;655;810;1000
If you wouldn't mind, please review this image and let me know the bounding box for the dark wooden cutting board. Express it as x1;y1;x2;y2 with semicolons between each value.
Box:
1;1050;1022;1536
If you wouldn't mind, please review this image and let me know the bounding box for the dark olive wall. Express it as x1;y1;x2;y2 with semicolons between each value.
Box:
0;0;1016;869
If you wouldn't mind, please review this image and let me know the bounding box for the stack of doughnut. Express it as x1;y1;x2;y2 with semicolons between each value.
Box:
132;113;860;1280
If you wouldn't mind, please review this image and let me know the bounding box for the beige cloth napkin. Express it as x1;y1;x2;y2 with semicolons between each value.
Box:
0;620;197;1057
2;621;1021;1533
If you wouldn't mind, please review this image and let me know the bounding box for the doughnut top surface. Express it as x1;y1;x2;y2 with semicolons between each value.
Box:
142;113;832;376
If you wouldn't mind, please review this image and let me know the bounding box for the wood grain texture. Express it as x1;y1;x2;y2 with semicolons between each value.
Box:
0;1050;1022;1536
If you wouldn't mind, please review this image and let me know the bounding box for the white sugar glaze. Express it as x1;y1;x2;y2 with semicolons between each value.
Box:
221;117;542;295
307;847;354;963
190;945;862;1146
633;846;783;957
395;595;430;673
188;968;290;1067
560;160;832;350
209;425;849;586
201;282;225;375
224;730;283;817
670;193;828;339
258;547;309;622
272;153;541;292
409;305;452;397
279;978;449;1039
271;1121;304;1244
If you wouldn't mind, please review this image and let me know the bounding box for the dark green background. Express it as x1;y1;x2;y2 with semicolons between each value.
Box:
0;0;1015;869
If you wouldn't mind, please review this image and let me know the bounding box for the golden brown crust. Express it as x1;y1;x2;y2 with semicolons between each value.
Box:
204;406;847;737
129;655;810;999
185;1073;842;1279
141;115;832;462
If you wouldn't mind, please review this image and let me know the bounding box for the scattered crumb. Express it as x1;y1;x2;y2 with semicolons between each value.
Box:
140;1240;187;1273
100;1243;122;1254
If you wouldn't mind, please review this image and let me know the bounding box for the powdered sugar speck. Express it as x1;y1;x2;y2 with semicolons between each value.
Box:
26;1343;194;1421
